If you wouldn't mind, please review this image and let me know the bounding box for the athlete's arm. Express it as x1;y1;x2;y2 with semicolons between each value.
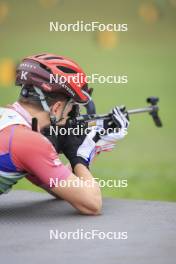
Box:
49;129;102;214
12;126;102;215
51;164;102;215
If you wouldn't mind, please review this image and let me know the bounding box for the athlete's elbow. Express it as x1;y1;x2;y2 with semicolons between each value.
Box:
80;187;102;215
90;192;102;215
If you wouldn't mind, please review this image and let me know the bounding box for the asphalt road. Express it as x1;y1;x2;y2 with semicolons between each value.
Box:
0;191;176;264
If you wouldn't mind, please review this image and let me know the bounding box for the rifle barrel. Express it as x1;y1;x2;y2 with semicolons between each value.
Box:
128;105;158;115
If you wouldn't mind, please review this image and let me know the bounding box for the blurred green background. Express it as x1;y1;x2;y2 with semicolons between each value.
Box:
0;0;176;201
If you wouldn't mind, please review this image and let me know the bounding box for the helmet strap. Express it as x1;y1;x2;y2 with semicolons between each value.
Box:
34;86;73;126
33;86;57;125
52;98;73;126
33;87;50;112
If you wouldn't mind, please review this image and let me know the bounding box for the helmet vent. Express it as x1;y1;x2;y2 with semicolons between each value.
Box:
35;54;46;58
56;66;77;74
45;56;64;60
39;63;52;73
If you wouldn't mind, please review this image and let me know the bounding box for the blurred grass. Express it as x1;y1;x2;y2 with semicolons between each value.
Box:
1;0;176;201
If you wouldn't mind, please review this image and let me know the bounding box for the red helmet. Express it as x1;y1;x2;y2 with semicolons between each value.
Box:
16;53;91;104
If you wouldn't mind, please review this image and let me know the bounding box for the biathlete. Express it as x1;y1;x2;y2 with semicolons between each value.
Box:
0;53;129;215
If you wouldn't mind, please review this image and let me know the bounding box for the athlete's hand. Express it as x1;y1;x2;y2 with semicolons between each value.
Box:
60;129;99;170
96;107;130;152
111;106;129;129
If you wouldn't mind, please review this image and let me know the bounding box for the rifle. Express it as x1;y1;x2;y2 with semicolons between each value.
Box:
41;96;162;153
68;97;162;129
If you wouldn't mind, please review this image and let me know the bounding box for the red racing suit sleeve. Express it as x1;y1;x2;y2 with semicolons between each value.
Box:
10;126;71;189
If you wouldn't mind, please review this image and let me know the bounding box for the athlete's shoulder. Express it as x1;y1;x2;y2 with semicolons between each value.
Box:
11;125;70;184
14;125;56;153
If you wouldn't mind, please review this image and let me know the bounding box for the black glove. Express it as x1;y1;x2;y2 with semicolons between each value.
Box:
59;133;88;170
58;129;99;171
42;126;88;169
